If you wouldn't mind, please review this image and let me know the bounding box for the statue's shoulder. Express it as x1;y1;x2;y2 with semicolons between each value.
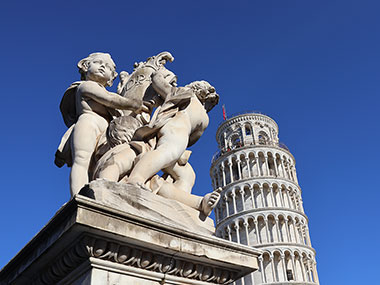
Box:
59;81;83;128
65;81;83;92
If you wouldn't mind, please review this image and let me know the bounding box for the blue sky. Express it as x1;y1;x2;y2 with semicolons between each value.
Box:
1;1;379;283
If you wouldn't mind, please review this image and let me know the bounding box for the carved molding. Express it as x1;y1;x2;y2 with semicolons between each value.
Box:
34;236;238;284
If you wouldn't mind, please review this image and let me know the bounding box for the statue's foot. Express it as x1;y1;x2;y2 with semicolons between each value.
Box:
201;187;222;217
125;181;152;192
149;175;164;194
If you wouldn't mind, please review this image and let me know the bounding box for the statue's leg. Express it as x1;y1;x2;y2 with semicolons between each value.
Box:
156;180;202;209
163;162;195;194
70;115;107;196
156;182;221;217
128;125;189;185
97;146;136;182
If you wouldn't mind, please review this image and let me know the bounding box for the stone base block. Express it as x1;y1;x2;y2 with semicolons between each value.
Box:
0;182;261;284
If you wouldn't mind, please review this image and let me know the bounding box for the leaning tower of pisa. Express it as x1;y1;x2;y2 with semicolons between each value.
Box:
210;112;319;285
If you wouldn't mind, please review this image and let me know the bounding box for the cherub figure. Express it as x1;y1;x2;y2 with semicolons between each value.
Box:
56;52;143;196
127;70;219;186
124;70;221;215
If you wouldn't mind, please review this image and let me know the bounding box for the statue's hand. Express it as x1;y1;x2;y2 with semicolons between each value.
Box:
134;101;150;114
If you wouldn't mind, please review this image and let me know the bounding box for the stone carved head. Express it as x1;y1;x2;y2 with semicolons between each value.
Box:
106;116;143;148
77;52;118;87
186;81;219;112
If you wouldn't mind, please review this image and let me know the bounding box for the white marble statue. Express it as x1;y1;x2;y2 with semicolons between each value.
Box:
56;51;221;217
55;53;143;196
126;70;220;185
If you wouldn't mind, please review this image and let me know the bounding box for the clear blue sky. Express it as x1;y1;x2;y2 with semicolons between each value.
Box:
1;1;379;284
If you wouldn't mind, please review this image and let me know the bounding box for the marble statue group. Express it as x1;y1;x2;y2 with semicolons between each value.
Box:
55;52;221;217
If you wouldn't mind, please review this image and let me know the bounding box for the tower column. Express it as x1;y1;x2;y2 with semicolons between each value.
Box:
216;173;221;188
269;185;275;207
290;253;297;281
300;255;307;281
258;256;266;283
264;217;270;243
289;164;294;181
292;221;299;243
285;189;292;208
264;155;270;176
254;220;261;244
239;188;245;211
279;187;285;207
273;156;279;177
307;259;313;282
293;166;299;183
284;219;291;242
286;160;291;180
281;254;287;281
275;217;281;242
223;195;229;217
300;224;307;245
249;186;255;209
234;222;240;243
231;189;237;214
283;161;289;179
227;160;233;183
270;253;276;282
243;220;250;246
260;185;266;207
221;164;226;186
226;225;232;241
215;207;219;222
245;156;252;177
255;153;261;176
280;157;286;179
237;159;242;180
298;223;305;244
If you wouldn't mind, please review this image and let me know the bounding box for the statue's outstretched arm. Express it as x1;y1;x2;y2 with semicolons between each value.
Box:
78;81;142;110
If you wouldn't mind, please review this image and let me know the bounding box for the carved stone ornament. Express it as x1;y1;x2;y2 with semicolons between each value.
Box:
36;236;238;284
119;51;175;99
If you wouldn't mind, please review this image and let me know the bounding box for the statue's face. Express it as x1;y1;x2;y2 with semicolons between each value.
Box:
85;55;115;85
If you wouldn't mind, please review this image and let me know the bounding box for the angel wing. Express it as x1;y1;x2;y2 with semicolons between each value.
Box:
59;81;82;127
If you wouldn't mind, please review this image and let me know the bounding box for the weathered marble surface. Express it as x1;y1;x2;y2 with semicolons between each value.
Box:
0;189;261;284
81;179;215;235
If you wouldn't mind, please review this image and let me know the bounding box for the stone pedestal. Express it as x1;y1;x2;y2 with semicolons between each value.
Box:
0;181;261;284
